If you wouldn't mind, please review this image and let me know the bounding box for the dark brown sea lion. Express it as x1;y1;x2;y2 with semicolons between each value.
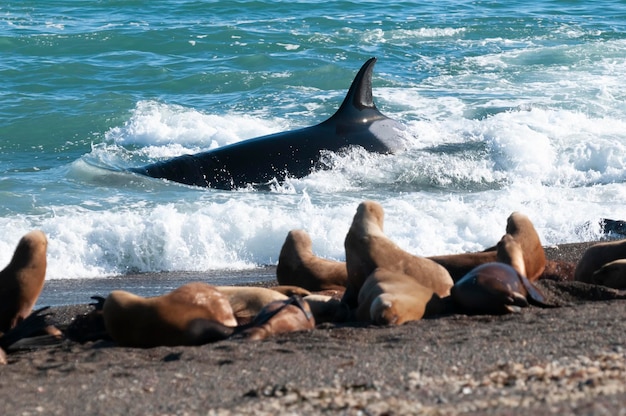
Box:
0;230;48;334
450;234;550;315
102;282;237;348
216;286;289;325
356;268;445;325
342;200;453;308
237;295;315;341
574;239;626;283
277;229;348;291
591;259;626;289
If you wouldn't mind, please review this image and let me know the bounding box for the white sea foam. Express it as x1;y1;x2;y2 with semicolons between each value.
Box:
16;92;620;280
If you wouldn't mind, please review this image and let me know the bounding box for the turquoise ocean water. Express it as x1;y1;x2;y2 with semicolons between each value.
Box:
2;1;626;303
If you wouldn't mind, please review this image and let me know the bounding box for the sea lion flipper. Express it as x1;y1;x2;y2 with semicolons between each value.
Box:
519;275;555;308
0;306;55;350
90;296;106;310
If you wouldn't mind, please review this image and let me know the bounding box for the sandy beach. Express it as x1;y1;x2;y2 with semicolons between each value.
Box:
2;242;626;415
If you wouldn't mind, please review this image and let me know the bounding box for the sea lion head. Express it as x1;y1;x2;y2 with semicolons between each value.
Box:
496;233;526;277
351;200;385;238
451;263;529;315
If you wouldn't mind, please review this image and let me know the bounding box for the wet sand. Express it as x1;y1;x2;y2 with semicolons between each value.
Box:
2;242;626;415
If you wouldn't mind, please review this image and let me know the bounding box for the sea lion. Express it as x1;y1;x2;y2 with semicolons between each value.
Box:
216;286;289;325
450;234;550;315
342;200;453;308
237;295;315;341
591;259;626;289
277;229;348;291
0;230;48;334
102;282;237;348
451;263;531;314
356;268;446;325
505;212;546;281
574;239;626;283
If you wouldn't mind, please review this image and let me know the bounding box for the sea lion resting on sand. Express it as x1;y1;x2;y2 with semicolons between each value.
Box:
451;234;550;315
574;239;626;284
103;282;238;348
102;283;318;347
342;200;453;308
0;230;48;334
356;268;446;325
277;229;348;291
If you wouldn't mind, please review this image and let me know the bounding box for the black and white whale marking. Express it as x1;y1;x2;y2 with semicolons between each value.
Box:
130;58;407;190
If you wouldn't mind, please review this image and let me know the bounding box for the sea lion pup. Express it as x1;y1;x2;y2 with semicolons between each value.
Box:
591;259;626;289
237;295;315;341
356;268;446;325
215;286;289;325
277;229;348;291
574;239;626;283
342;200;453;308
102;282;237;348
451;234;550;315
0;230;48;334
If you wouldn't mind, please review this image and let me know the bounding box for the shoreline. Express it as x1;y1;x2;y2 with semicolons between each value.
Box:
4;240;626;415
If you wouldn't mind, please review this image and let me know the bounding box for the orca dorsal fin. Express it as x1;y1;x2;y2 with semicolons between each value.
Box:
336;57;377;112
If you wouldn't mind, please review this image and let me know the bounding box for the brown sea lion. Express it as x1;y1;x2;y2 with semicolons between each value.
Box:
216;286;289;325
505;212;546;281
342;200;453;308
591;259;626;289
450;234;550;315
0;230;48;334
356;268;446;325
574;239;626;283
277;229;348;291
102;282;237;348
237;295;315;341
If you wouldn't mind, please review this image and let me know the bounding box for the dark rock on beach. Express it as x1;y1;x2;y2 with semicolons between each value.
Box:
2;242;626;415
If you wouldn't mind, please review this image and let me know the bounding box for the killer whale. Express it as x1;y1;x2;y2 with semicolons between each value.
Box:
129;58;407;190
